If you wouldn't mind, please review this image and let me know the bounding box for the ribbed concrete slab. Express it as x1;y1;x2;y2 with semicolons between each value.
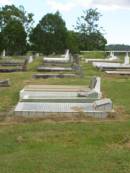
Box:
15;102;111;118
37;66;73;72
22;85;88;92
106;71;130;75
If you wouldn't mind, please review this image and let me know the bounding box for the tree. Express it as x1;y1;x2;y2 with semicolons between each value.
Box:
0;5;33;54
3;19;27;55
66;31;79;53
30;11;68;54
75;8;107;50
0;5;33;34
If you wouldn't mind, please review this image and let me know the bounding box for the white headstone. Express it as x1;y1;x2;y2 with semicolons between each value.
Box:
124;52;129;65
2;49;6;57
28;56;33;63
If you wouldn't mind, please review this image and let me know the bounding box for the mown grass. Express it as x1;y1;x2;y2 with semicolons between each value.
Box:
0;121;130;173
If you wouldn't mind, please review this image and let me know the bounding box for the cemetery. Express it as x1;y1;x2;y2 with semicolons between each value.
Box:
1;50;130;173
0;57;29;72
35;50;81;78
0;3;130;173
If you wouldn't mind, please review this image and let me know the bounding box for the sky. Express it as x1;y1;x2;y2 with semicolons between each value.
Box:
0;0;130;45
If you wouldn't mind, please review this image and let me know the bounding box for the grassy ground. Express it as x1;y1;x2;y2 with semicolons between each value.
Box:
0;54;130;172
0;121;130;173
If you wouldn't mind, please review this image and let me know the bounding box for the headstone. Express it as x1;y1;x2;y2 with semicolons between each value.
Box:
94;99;112;111
28;56;33;63
2;50;6;57
124;52;129;65
0;79;10;87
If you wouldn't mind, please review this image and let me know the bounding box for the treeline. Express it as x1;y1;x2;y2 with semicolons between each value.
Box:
106;44;130;51
0;5;107;55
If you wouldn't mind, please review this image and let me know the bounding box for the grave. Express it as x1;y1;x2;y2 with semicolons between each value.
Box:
15;99;112;118
105;70;130;75
33;73;79;79
44;49;71;63
0;79;10;87
93;52;130;70
14;76;113;118
37;65;81;72
28;56;33;63
85;51;119;63
19;76;102;102
0;58;28;73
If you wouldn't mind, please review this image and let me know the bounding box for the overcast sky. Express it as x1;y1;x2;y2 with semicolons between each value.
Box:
0;0;130;45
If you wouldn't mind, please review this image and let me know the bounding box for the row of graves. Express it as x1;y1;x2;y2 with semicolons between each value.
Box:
0;55;33;88
33;50;82;79
0;57;28;73
86;51;130;76
15;76;113;118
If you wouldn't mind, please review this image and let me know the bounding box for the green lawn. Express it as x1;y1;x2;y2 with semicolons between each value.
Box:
0;55;130;172
0;121;130;173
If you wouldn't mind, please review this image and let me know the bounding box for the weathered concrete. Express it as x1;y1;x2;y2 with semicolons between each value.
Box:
15;99;113;118
105;70;130;75
93;54;130;69
86;51;119;63
0;79;10;87
44;49;70;63
33;73;79;79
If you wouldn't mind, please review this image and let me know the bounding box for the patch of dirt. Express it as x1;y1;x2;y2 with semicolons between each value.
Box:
71;106;84;112
107;136;130;150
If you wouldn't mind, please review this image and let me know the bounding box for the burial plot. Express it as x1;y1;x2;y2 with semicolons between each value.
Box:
19;76;102;102
44;49;71;63
85;51;119;63
93;52;130;71
0;79;10;87
15;99;113;118
0;58;28;73
15;76;113;118
33;73;79;79
105;70;130;75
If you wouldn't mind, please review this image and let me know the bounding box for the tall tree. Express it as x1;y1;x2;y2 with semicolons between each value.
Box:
76;8;107;50
66;31;79;53
3;20;27;55
30;11;68;54
0;5;33;54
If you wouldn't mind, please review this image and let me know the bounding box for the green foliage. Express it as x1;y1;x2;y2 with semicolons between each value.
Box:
75;8;107;50
0;5;34;54
0;5;34;34
30;11;68;55
66;31;79;53
3;20;27;54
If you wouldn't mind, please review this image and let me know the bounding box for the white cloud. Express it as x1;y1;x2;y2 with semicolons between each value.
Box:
92;0;130;10
0;0;12;5
47;0;75;12
46;0;130;12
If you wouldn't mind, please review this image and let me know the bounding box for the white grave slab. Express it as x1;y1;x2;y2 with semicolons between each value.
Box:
44;49;70;63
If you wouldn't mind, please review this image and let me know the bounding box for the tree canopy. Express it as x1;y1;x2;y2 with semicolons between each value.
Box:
30;11;68;54
75;8;107;50
0;5;33;54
